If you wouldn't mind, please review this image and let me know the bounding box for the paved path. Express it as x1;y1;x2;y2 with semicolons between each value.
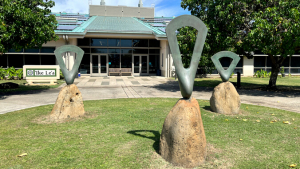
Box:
1;76;300;114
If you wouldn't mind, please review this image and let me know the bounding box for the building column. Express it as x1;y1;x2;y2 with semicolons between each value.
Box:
243;56;254;76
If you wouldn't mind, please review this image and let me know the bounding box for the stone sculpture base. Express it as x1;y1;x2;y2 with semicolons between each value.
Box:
50;84;85;120
159;97;206;168
210;82;241;114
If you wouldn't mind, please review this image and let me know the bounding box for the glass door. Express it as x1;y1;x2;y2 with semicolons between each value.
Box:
141;55;149;75
133;55;148;76
100;54;108;76
91;54;108;76
91;54;99;76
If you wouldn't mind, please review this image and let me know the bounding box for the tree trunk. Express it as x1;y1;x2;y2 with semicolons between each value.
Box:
268;63;280;89
267;54;285;89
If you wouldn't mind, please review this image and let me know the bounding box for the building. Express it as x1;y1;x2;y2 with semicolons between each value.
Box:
1;0;300;77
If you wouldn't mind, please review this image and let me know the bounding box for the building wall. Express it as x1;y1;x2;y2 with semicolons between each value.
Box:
160;40;168;77
243;56;254;76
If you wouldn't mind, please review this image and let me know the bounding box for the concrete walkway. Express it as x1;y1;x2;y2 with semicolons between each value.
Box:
1;76;300;114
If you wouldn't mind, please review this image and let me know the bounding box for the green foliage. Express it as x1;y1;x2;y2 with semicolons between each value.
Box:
16;68;23;79
177;27;215;74
0;0;59;53
5;66;16;79
60;70;64;79
0;67;6;80
280;66;285;74
230;72;234;78
181;0;300;87
254;69;271;78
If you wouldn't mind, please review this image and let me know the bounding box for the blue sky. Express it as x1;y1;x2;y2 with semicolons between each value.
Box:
50;0;191;17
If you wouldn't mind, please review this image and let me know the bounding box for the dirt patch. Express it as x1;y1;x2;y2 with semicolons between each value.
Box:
32;111;98;124
148;143;233;169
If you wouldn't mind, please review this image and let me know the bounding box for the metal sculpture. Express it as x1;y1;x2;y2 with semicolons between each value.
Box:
211;51;240;82
54;45;84;85
166;15;208;99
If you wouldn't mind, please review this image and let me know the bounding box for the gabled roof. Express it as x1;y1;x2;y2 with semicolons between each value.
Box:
53;13;173;38
86;16;153;34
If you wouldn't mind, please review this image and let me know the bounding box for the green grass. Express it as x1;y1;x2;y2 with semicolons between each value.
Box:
192;76;300;90
0;98;299;168
0;80;65;94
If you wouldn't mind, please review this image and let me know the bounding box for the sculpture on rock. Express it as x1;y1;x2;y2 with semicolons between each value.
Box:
54;45;84;85
50;45;85;121
210;51;241;114
159;15;207;168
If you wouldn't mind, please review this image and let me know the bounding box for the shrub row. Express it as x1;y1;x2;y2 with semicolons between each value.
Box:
0;67;23;80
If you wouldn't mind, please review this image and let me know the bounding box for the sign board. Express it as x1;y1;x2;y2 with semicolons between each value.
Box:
23;65;60;85
26;69;57;77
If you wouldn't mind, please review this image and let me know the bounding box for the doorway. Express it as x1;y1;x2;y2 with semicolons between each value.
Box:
90;54;108;76
133;55;148;76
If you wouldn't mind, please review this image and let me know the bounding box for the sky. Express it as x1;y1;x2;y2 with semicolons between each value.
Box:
50;0;191;17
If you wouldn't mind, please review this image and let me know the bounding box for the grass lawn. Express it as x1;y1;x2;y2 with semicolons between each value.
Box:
192;76;300;90
0;98;299;168
0;80;65;94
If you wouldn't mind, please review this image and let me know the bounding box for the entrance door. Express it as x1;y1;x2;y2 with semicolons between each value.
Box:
91;54;108;76
133;55;148;76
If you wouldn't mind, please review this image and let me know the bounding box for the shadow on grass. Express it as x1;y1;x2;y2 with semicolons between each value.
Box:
127;130;160;154
149;79;300;98
0;81;65;100
202;106;212;112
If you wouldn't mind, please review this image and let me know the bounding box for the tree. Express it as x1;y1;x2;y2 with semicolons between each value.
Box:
0;0;58;54
181;0;300;89
177;26;215;74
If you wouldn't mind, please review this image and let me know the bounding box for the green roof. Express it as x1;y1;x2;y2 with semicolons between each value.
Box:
86;16;154;34
54;16;97;34
54;14;171;38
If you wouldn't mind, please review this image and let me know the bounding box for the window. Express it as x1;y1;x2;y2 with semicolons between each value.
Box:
0;55;8;68
8;55;23;68
108;39;120;47
24;48;39;53
25;55;40;65
41;55;56;65
254;56;266;67
109;54;120;68
91;48;107;53
81;48;90;54
133;49;148;54
78;38;90;46
149;39;160;47
149;49;160;54
108;48;120;54
91;39;107;46
40;47;55;53
121;39;132;47
79;54;90;74
121;54;132;68
133;39;148;47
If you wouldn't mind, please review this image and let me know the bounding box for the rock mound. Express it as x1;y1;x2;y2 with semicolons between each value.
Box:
160;97;206;168
50;84;85;120
210;82;240;114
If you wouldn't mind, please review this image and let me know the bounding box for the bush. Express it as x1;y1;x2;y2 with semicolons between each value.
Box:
0;67;6;80
60;70;64;79
16;68;23;79
254;69;271;78
6;66;16;79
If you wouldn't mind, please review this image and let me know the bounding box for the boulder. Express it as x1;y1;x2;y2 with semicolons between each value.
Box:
159;97;206;168
210;81;240;114
50;84;85;120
